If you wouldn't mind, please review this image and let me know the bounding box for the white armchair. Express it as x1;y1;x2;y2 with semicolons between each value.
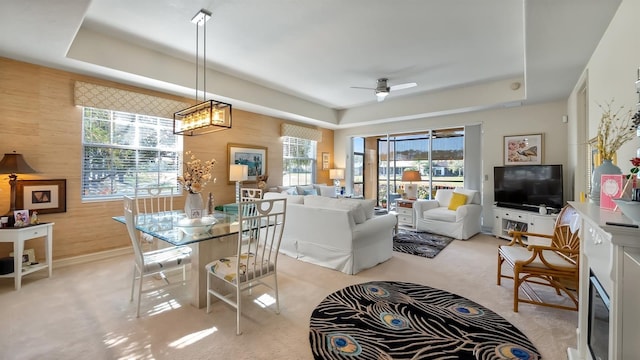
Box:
414;188;482;240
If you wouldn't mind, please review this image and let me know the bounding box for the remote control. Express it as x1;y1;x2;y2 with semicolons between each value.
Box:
605;221;639;228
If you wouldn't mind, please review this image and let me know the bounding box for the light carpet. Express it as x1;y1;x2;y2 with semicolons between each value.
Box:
393;229;453;258
309;280;540;360
0;233;576;359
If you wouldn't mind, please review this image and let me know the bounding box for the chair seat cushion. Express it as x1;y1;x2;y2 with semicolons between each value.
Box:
142;246;192;273
207;253;275;284
499;245;575;270
422;207;457;222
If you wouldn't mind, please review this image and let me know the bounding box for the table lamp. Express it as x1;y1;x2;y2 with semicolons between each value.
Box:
402;170;421;200
229;164;248;203
329;168;344;196
0;151;37;225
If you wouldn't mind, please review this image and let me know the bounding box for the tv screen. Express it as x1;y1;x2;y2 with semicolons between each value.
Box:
494;164;563;210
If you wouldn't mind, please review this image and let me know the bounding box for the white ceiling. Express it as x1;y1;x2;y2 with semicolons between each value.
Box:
0;0;621;128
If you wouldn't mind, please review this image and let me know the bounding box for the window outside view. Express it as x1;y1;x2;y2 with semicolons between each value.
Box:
378;129;464;204
282;136;317;186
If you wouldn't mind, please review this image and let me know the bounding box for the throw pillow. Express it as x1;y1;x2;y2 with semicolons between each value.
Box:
303;188;318;195
285;187;298;195
296;185;314;195
453;188;478;204
448;192;468;210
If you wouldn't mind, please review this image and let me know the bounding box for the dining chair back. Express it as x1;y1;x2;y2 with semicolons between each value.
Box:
205;197;287;335
123;195;192;317
134;186;175;248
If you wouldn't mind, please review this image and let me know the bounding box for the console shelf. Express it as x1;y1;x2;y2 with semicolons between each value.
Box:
492;206;557;245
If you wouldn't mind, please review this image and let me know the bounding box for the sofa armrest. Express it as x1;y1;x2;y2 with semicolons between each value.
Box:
353;213;397;239
455;203;482;221
414;200;439;220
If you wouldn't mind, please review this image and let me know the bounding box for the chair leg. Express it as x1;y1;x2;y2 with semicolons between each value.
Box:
236;285;242;335
136;272;144;318
513;271;520;312
206;272;211;314
130;265;137;302
497;253;503;285
274;273;280;315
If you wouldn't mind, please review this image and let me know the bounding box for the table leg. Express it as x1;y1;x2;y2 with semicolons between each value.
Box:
13;239;22;290
46;227;53;278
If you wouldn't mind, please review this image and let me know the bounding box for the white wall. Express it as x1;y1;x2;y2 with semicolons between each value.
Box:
334;100;569;230
569;0;640;184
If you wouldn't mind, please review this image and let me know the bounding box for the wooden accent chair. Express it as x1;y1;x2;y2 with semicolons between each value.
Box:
497;204;580;312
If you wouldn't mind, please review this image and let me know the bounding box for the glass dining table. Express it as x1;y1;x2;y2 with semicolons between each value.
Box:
113;210;240;309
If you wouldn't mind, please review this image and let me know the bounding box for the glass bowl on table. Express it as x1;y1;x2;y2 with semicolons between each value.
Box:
612;198;640;225
174;216;217;237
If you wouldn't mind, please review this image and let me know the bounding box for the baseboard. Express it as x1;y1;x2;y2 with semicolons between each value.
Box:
53;247;132;269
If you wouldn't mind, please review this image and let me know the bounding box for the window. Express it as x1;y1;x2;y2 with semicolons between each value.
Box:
377;128;464;202
82;107;181;200
352;137;364;196
282;136;316;186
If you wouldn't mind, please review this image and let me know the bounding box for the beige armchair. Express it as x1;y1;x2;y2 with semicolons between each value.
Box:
413;188;482;240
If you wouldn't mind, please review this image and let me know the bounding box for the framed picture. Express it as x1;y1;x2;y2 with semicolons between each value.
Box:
227;143;267;184
10;248;36;265
503;134;543;165
16;179;67;214
322;152;330;170
13;210;29;226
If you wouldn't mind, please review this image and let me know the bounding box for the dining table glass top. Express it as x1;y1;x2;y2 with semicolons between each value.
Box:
112;210;239;246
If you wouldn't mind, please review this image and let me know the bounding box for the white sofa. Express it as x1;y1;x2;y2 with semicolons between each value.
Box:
268;184;337;197
414;188;482;240
263;193;397;274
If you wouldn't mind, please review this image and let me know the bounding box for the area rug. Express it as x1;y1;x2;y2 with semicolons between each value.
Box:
309;281;540;360
393;229;453;258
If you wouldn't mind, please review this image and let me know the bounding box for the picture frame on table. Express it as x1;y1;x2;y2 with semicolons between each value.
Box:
16;179;67;214
10;248;36;265
503;134;543;165
227;143;267;184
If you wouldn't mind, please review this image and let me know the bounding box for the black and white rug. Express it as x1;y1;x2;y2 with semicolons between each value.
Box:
393;229;453;258
309;281;540;360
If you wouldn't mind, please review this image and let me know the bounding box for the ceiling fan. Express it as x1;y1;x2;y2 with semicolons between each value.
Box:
351;78;418;102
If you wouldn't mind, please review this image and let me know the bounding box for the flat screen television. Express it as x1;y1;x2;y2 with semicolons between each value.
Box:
494;164;564;211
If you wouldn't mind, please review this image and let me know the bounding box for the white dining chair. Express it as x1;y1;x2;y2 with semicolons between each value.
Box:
123;195;192;317
134;186;176;249
205;198;287;335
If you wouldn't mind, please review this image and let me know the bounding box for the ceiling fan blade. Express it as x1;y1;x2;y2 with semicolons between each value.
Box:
350;86;375;90
389;82;417;91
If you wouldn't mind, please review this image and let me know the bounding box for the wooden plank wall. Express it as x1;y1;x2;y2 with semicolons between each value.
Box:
0;57;334;261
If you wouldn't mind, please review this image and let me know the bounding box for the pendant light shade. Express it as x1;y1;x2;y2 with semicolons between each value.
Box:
174;8;232;136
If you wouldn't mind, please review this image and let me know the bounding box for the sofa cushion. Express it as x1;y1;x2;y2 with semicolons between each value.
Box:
319;185;336;197
423;207;457;222
448;193;468;210
277;185;293;193
454;188;479;204
343;198;376;219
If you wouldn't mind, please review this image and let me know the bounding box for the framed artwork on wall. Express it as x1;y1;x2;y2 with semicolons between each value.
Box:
16;179;67;214
503;134;543;165
227;143;267;184
322;152;330;170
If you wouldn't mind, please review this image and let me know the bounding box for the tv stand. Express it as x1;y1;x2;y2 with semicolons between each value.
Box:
492;206;557;244
495;202;540;212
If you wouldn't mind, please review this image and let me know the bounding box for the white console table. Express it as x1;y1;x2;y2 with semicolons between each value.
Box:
568;202;639;360
0;223;54;290
492;206;557;244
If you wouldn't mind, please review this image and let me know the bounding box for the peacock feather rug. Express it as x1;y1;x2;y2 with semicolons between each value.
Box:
393;229;453;258
309;281;540;360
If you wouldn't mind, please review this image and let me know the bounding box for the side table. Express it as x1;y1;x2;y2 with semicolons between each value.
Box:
395;199;416;228
0;222;54;290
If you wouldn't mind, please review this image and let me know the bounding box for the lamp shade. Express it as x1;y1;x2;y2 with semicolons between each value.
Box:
401;170;421;182
329;168;344;180
229;164;249;182
0;152;37;175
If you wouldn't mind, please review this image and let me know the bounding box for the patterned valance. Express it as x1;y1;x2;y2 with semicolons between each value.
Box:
74;81;190;119
281;123;322;142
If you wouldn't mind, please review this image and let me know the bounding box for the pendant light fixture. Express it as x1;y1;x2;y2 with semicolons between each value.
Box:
174;8;232;136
